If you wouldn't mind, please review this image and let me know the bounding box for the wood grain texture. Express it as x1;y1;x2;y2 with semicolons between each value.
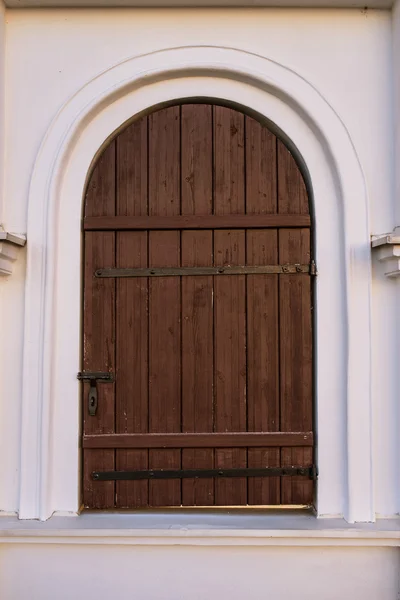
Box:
83;432;314;448
149;106;180;217
247;229;280;504
148;231;181;506
83;232;116;509
83;103;314;509
213;106;245;215
84;214;311;230
277;137;313;505
115;117;149;508
181;230;214;505
277;139;309;215
245;116;277;214
148;106;182;506
181;106;214;505
214;231;247;505
85;142;116;217
213;108;247;505
116;117;148;217
83;141;116;509
181;104;213;215
115;231;149;508
279;228;313;505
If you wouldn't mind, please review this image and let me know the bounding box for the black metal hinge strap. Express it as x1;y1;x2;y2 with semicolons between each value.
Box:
95;264;315;278
92;466;318;481
77;371;114;417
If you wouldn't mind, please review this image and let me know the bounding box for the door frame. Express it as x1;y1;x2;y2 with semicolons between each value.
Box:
19;46;373;522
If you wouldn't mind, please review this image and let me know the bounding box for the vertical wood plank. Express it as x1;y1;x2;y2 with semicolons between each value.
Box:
115;232;149;508
277;139;309;215
181;105;214;505
83;141;116;509
245;116;277;214
214;230;247;505
181;230;214;505
116;117;148;217
214;106;246;505
279;228;313;504
115;117;149;508
245;118;280;504
148;106;181;507
246;230;280;505
115;116;149;508
278;138;313;505
181;104;212;215
149;106;180;217
83;232;116;508
213;106;245;214
85;142;116;217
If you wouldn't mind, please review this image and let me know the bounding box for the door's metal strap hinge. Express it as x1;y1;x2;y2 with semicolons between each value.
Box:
77;372;114;417
92;465;318;481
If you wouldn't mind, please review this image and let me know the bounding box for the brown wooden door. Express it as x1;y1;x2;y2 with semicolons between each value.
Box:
81;103;314;509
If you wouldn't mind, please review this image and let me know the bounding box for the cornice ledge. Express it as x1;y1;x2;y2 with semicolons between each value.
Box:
371;227;400;278
0;228;26;276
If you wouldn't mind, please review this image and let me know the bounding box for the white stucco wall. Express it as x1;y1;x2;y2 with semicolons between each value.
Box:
0;6;399;598
0;541;399;600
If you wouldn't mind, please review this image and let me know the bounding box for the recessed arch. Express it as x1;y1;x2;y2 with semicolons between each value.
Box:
19;46;373;522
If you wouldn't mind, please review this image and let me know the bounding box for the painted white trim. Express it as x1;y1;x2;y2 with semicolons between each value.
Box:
20;46;373;522
372;232;400;277
1;514;400;547
372;228;400;277
0;230;26;246
0;229;26;275
0;514;400;547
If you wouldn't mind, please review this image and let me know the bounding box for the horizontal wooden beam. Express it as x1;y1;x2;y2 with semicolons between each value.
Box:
83;432;314;449
95;264;313;278
84;214;311;231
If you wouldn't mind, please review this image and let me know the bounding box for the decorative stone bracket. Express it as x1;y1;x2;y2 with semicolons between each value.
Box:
371;228;400;278
0;228;26;276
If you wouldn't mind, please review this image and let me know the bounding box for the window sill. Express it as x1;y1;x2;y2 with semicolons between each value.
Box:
1;510;399;547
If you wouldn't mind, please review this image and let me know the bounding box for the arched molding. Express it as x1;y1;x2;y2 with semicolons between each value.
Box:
19;46;373;522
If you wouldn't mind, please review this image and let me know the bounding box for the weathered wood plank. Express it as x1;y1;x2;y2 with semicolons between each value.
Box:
279;229;313;505
115;232;149;508
83;232;116;509
247;229;280;504
245;116;277;214
148;106;181;506
83;432;314;448
84;214;311;230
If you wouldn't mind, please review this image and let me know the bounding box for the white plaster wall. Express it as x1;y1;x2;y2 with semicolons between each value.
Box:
0;0;25;516
0;543;398;600
0;7;397;518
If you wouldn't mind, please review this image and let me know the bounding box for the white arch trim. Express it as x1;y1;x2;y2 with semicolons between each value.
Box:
20;46;373;522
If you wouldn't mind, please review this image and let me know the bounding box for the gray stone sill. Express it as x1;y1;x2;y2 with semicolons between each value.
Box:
1;510;399;546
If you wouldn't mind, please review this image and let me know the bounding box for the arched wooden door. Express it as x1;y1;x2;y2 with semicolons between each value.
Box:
81;103;314;509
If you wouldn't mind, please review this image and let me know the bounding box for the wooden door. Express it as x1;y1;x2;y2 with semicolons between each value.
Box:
81;103;314;509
